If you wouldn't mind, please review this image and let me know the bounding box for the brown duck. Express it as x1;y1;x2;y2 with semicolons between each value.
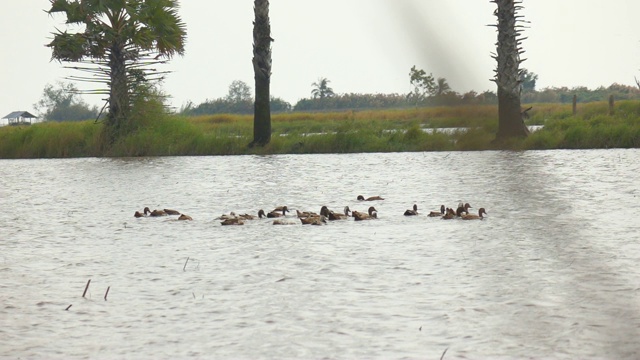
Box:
353;206;378;221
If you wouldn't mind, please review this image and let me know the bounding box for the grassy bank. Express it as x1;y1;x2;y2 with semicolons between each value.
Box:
1;101;639;158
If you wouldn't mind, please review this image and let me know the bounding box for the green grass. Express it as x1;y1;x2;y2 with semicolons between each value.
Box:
1;101;639;158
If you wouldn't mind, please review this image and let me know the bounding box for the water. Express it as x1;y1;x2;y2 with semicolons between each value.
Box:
1;150;639;359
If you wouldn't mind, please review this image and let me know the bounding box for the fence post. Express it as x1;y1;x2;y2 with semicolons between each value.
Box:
609;95;615;116
572;95;577;116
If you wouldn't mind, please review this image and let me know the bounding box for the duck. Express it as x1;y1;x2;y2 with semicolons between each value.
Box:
267;206;289;218
404;204;418;216
164;208;181;216
178;214;193;221
357;195;384;201
353;206;378;221
300;215;327;225
221;218;244;226
149;209;167;217
273;219;297;225
217;212;238;220
239;210;266;220
441;208;457;220
456;203;472;217
134;207;151;218
296;209;319;218
428;205;446;217
320;206;350;220
461;208;487;220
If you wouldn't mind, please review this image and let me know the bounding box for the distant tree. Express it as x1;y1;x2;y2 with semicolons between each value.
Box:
520;69;538;92
251;0;274;147
46;0;187;143
34;81;98;122
408;66;435;103
226;80;253;102
491;0;530;140
311;77;335;99
434;77;452;96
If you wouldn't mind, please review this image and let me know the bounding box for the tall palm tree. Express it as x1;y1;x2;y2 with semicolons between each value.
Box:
311;77;335;99
46;0;187;143
492;0;529;140
251;0;273;147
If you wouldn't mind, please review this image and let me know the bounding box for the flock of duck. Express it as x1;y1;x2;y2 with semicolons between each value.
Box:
133;195;487;226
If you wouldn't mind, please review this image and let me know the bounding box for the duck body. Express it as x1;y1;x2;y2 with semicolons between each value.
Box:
461;208;487;220
456;203;472;217
353;206;378;221
428;205;446;217
320;206;350;220
221;218;244;226
150;209;167;217
267;206;288;218
164;208;181;216
178;214;193;221
135;207;152;217
300;215;327;225
404;204;418;216
357;195;384;201
441;208;457;220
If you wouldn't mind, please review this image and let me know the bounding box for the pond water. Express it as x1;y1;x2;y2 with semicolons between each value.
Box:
1;149;639;359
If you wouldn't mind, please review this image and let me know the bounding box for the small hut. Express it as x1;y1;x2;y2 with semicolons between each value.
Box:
2;111;37;126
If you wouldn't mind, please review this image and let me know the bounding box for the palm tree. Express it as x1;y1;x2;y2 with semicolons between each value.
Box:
434;78;451;96
311;77;335;99
491;0;529;140
251;0;273;147
46;0;187;144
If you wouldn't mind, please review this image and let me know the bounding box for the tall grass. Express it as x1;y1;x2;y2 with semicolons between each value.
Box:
1;101;639;158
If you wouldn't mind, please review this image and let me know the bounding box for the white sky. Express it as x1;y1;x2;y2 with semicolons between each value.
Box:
1;0;640;121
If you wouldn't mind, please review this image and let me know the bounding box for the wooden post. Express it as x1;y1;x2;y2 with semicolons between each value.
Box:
609;95;615;116
572;95;577;116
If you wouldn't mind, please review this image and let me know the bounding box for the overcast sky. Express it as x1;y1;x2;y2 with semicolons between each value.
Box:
2;0;640;121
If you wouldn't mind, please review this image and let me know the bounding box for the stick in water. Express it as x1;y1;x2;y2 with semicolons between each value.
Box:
104;286;110;301
82;279;91;298
65;304;72;311
183;257;189;272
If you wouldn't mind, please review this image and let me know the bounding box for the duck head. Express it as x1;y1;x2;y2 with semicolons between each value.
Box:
357;195;365;201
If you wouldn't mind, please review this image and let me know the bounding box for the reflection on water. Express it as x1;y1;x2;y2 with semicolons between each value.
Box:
1;150;639;359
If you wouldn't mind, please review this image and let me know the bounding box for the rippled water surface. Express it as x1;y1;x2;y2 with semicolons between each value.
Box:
1;150;640;359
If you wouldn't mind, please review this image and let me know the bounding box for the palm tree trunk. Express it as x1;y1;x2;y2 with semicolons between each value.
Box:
493;0;529;140
106;42;130;143
251;0;273;147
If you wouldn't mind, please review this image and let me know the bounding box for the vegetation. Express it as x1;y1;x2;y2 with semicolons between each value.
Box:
34;82;99;122
46;0;187;144
2;101;639;158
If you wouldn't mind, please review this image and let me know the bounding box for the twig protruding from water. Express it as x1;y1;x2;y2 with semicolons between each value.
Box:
183;257;189;272
82;279;91;298
104;286;110;301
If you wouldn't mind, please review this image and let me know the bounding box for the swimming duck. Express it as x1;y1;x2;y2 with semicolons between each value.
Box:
267;206;289;218
296;209;319;218
164;208;181;216
239;210;266;220
320;206;350;220
300;215;327;225
461;208;487;220
150;209;167;217
428;205;446;217
134;207;152;217
404;204;418;216
441;208;457;220
456;203;472;217
178;214;193;221
357;195;385;201
353;206;378;221
273;219;296;225
221;218;244;226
